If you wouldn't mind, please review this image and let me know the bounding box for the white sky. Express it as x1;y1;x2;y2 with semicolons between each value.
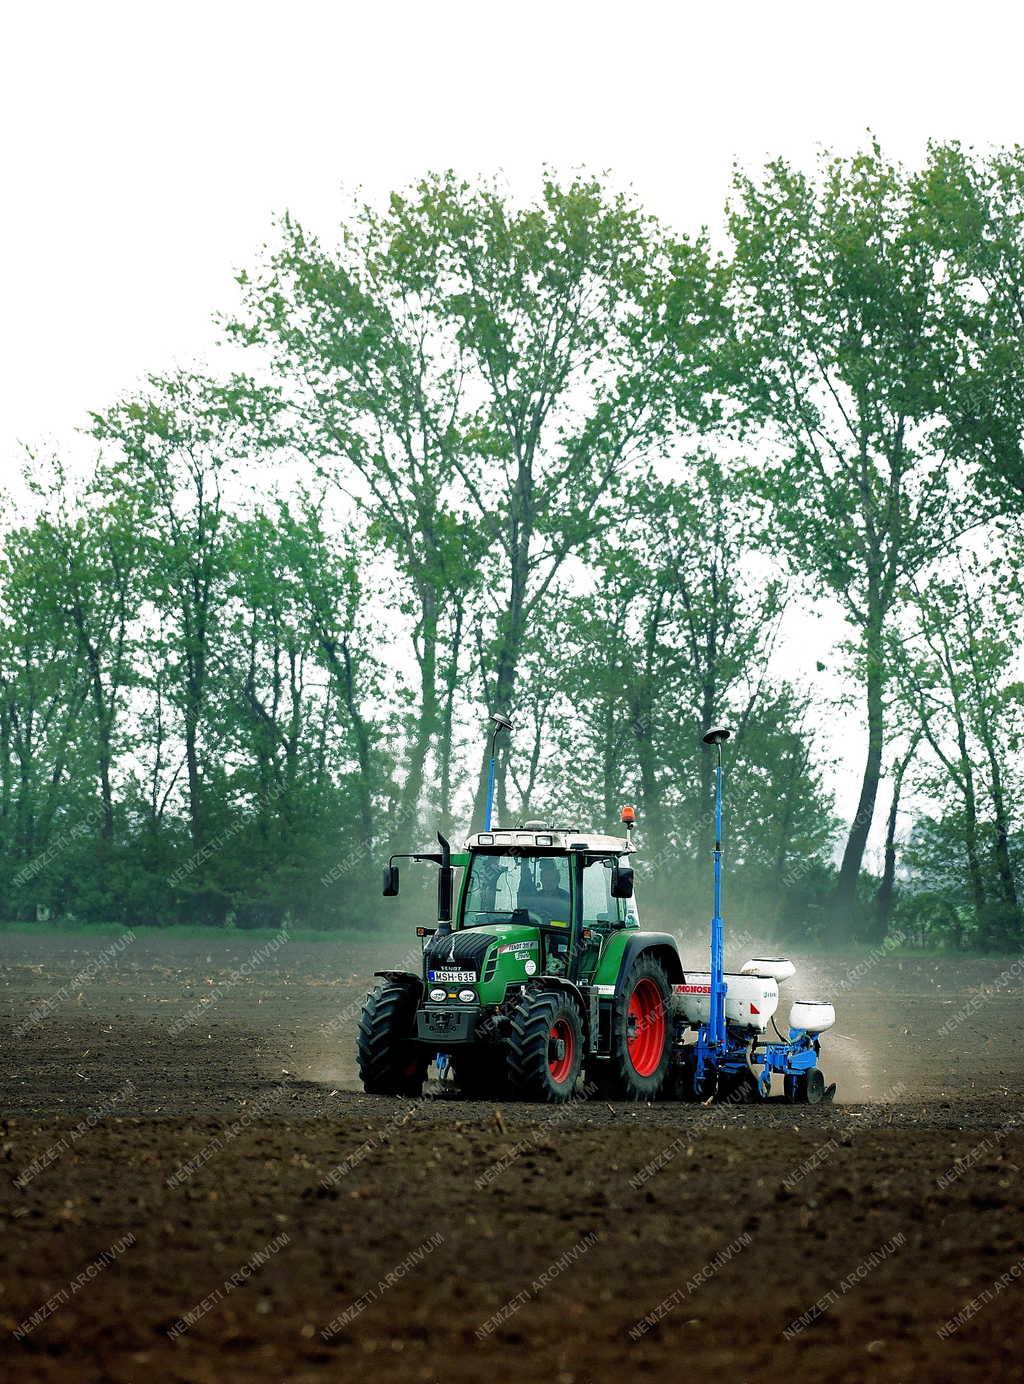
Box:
2;0;1021;850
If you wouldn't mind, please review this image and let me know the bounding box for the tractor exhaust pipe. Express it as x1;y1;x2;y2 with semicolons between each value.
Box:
436;831;453;931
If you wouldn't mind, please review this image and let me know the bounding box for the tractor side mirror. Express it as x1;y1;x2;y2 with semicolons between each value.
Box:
382;864;400;897
437;866;454;922
611;865;634;899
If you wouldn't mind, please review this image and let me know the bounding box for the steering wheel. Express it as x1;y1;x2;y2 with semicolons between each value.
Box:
509;907;547;929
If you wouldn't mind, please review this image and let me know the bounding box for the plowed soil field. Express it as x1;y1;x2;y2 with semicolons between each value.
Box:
2;928;1022;1382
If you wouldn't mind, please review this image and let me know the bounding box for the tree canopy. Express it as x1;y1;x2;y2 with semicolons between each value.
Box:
1;148;1021;946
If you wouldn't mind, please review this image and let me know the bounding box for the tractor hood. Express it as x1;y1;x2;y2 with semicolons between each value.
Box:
423;923;541;983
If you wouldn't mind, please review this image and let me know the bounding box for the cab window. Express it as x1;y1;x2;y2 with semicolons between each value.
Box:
581;857;626;928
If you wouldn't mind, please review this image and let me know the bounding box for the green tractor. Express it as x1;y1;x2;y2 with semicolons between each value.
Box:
356;806;684;1103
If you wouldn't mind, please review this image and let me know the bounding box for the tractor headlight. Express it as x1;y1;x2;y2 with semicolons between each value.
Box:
458;988;476;1003
429;987;447;1003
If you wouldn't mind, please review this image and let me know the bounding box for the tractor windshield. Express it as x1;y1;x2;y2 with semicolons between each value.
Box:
462;853;571;928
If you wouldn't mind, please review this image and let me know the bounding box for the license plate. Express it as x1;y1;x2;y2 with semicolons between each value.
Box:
428;969;475;983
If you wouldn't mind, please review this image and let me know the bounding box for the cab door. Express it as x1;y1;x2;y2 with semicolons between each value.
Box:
574;855;627;982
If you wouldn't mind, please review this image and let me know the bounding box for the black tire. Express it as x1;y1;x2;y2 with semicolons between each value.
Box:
506;989;583;1103
672;1044;718;1102
452;1046;508;1099
357;978;429;1096
718;1066;760;1104
593;955;672;1101
784;1068;826;1105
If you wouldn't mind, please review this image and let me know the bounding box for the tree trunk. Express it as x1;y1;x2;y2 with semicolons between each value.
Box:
336;639;375;852
913;687;986;927
397;584;439;837
184;702;203;853
834;606;885;931
772;742;807;880
601;683;618;829
488;615;524;818
15;685;36;862
471;455;534;829
470;601;525;831
630;685;662;855
982;737;1022;932
962;608;1023;934
181;595;207;855
70;595;116;842
958;744;987;927
0;699;11;830
86;649;115;842
437;602;463;833
517;701;547;818
872;731;920;942
148;668;165;834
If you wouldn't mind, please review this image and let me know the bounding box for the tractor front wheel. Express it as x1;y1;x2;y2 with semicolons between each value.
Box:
506;989;583;1103
592;955;672;1101
356;978;429;1097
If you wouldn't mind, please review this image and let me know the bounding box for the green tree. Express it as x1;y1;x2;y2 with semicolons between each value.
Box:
509;457;833;928
920;143;1024;509
891;557;1023;944
424;175;724;824
23;462;148;843
726;143;969;930
92;372;283;866
274;493;387;853
230;197;483;839
233;174;725;831
0;516;89;910
873;726;922;941
594;459;786;866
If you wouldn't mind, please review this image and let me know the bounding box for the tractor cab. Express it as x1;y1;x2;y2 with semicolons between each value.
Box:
458;827;637;983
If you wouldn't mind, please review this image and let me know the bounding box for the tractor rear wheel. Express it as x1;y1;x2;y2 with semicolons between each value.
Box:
592;955;672;1101
357;978;429;1097
506;989;583;1103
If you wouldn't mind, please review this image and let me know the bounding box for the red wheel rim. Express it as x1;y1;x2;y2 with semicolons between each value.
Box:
627;978;666;1077
548;1018;575;1084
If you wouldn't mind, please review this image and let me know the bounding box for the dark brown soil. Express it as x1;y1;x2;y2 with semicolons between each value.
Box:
2;927;1023;1382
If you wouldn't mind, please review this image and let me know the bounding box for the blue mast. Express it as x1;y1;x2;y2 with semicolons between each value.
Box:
484;713;512;831
703;726;731;1053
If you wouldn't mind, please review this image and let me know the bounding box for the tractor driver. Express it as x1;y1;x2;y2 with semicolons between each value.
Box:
529;858;571;973
523;858;569;922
